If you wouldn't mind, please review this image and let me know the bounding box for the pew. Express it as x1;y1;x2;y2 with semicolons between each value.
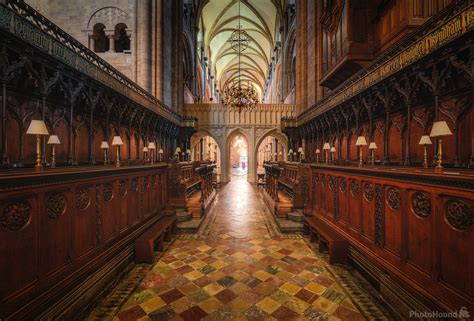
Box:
168;161;216;218
304;216;347;264
262;161;307;217
135;215;177;264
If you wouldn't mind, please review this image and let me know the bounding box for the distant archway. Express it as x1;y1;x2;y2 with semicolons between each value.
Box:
225;128;252;182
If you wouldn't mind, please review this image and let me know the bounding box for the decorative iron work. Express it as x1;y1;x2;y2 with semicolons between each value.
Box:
46;192;66;219
375;184;384;246
339;177;347;193
445;199;472;231
364;182;374;201
350;180;360;198
228;27;250;53
119;180;127;197
411;192;431;218
76;188;91;210
103;183;113;201
1;200;30;231
386;187;401;210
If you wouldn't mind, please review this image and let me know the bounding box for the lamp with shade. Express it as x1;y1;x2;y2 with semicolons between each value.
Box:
288;148;294;162
143;146;149;162
111;136;123;168
158;148;164;162
418;135;432;168
26;120;49;172
429;121;452;173
100;141;109;165
355;136;368;167
186;149;191;161
323;143;330;163
368;142;377;165
298;147;304;162
175;147;182;162
148;142;156;164
315;148;321;163
330;147;336;163
47;135;60;168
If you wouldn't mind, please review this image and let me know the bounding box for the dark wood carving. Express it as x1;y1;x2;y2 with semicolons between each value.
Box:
350;179;359;198
445;199;473;231
386;187;401;210
46;192;66;219
374;184;384;247
411;191;431;218
364;182;374;201
1;200;31;231
103;183;113;202
75;188;90;210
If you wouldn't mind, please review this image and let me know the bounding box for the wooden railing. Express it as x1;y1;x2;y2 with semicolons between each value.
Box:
0;165;169;320
305;164;474;314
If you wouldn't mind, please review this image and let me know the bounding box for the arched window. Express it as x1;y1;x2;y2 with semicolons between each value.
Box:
114;23;130;52
93;23;109;53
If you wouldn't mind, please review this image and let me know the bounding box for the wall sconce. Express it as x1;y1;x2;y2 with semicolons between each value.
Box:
315;148;321;163
355;136;368;167
418;135;432;168
330;147;336;163
111;136;123;168
368;142;377;165
148;142;156;164
429;121;452;173
323;143;330;164
100;141;109;165
175;147;182;162
158;148;164;162
26;120;49;172
47;135;61;168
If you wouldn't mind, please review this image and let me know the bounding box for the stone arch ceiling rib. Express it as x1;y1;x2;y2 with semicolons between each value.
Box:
202;0;278;98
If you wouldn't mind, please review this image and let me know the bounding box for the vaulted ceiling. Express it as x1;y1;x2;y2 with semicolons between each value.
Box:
201;0;283;100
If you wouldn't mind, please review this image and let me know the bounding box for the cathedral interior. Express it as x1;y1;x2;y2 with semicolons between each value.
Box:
0;0;473;320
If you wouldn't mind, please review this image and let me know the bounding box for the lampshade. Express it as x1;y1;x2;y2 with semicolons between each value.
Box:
279;151;282;155
274;152;277;156
186;149;191;154
355;136;368;146
323;143;330;150
315;149;321;154
418;135;432;145
368;142;377;149
143;147;149;152
158;149;164;154
26;120;49;135
330;147;336;152
111;136;123;146
288;149;293;154
175;147;181;154
430;121;453;137
148;142;156;150
298;147;303;153
100;141;109;149
47;135;60;145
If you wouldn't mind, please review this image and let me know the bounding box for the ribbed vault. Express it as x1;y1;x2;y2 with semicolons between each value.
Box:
201;0;282;100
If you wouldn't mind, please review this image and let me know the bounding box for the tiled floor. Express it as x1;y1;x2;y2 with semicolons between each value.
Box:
115;177;365;321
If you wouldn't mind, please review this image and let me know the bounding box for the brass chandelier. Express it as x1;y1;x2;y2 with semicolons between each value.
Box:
223;0;258;113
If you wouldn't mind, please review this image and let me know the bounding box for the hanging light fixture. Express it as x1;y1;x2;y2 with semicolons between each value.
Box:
223;0;258;113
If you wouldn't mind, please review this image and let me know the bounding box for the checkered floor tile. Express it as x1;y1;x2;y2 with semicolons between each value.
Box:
114;178;367;321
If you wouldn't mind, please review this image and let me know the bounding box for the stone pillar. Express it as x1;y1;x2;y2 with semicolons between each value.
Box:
108;34;115;52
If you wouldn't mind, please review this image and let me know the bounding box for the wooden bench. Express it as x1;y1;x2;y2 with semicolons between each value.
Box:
135;215;177;264
304;216;347;265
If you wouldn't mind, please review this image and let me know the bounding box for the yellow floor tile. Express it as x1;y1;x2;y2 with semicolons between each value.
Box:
253;270;272;281
305;281;327;295
256;297;281;314
183;270;203;281
279;282;301;295
139;297;166;314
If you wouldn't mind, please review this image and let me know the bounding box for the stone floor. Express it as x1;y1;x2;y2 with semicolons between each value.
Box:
114;177;367;321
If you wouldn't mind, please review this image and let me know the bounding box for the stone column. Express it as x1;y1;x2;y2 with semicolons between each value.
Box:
107;33;115;52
